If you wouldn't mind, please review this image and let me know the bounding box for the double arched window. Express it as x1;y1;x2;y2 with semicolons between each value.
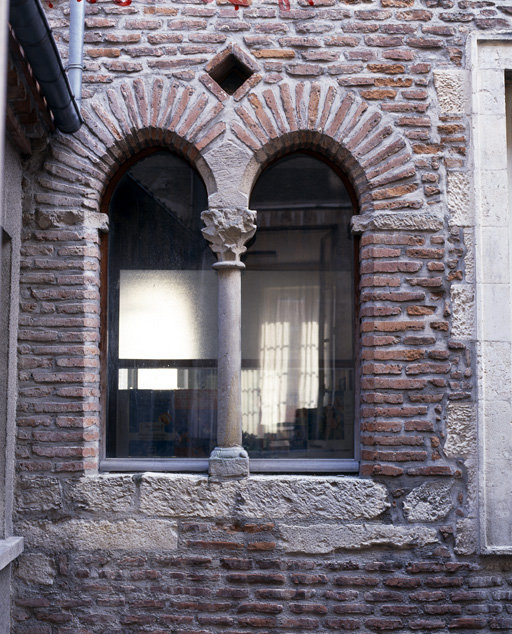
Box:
105;150;357;471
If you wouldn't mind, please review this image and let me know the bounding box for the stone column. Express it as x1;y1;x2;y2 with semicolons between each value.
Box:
201;207;257;479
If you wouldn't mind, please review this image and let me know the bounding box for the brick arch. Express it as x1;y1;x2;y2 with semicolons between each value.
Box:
37;77;226;224
232;81;419;215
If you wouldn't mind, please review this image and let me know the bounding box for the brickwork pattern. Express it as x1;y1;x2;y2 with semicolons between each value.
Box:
12;0;512;631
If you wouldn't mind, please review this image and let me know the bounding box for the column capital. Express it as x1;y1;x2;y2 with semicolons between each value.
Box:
201;207;257;268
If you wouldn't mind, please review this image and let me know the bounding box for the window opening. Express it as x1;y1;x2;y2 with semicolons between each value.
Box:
243;152;356;461
106;151;213;459
207;53;254;96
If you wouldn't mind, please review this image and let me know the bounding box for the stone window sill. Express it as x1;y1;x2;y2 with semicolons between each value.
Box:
0;536;24;571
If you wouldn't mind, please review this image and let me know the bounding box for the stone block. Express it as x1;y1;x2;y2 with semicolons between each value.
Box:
463;227;475;284
434;69;465;113
447;171;471;227
480;283;511;343
139;474;389;520
481;342;512;401
480;227;509;284
208;456;250;480
18;519;178;552
16;476;62;513
16;553;56;586
67;475;136;512
351;211;443;234
279;523;438;554
403;482;453;522
444;402;476;459
450;285;475;339
478;169;508;227
455;518;477;555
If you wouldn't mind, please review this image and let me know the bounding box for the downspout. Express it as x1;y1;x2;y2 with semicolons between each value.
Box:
9;0;82;133
67;0;85;110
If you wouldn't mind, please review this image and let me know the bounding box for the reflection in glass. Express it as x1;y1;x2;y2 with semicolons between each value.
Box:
242;153;355;459
107;151;215;459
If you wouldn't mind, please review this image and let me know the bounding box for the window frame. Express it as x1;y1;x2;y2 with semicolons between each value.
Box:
99;147;361;474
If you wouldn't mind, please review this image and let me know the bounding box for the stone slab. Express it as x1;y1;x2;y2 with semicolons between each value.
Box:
17;519;178;552
67;475;136;512
279;524;438;554
351;211;443;234
139;474;390;520
403;482;453;522
444;402;477;459
0;537;23;571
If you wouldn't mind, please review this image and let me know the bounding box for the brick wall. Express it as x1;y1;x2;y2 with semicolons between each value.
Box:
11;0;512;631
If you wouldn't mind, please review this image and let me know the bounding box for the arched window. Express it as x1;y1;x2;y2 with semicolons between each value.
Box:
104;149;357;472
105;151;215;462
242;152;357;468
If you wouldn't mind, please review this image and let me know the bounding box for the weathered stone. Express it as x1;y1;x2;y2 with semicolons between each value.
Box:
464;457;478;520
351;211;443;234
463;227;475;284
403;482;453;522
205;140;252;209
67;475;136;513
201;207;257;265
18;519;178;551
279;523;438;554
16;553;56;586
447;171;471;227
444;402;477;458
455;518;477;556
209;447;250;480
434;69;466;114
450;285;475;339
16;476;62;512
139;474;390;520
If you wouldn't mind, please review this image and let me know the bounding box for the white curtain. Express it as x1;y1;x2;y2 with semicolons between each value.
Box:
242;285;319;435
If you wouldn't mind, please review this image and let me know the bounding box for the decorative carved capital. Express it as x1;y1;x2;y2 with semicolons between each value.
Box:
201;207;257;268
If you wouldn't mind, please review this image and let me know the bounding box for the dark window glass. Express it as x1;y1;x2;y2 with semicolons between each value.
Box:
242;152;355;459
106;151;215;459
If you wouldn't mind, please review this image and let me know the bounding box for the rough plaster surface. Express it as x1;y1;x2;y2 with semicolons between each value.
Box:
444;402;477;459
451;285;475;339
16;553;55;586
18;519;178;551
68;475;136;513
140;474;390;520
447;171;471;227
403;482;453;522
279;523;438;554
434;69;466;114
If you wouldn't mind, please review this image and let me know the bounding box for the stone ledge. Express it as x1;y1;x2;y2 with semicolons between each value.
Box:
139;474;390;520
0;536;24;571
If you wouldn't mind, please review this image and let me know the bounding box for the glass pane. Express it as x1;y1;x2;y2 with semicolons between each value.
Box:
242;153;355;460
107;151;216;459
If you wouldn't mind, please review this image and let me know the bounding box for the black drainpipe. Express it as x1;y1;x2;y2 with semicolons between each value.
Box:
9;0;82;134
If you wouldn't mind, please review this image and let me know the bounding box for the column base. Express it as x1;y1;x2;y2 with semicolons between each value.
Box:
208;446;249;480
